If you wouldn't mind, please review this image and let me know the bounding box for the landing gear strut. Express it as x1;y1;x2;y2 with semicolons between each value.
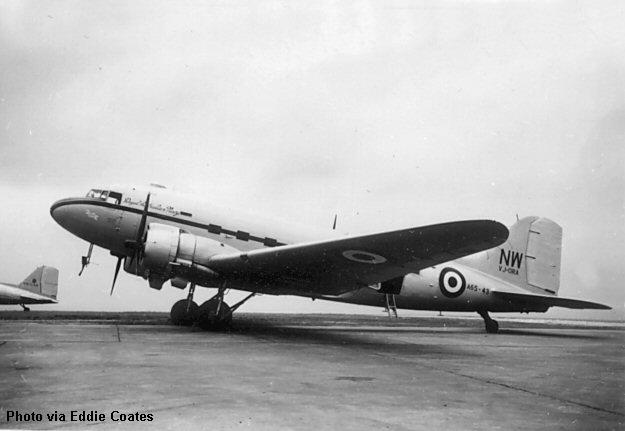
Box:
478;310;499;334
20;304;30;312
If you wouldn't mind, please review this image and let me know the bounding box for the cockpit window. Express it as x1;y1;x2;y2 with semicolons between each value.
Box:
86;189;103;198
107;191;122;204
86;189;122;204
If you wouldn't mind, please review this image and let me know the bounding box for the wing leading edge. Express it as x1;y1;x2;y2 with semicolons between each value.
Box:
208;219;508;295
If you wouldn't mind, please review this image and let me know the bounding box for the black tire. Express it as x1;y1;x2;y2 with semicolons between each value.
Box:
170;300;199;326
197;299;231;331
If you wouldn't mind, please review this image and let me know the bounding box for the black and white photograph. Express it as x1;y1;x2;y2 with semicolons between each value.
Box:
1;1;623;429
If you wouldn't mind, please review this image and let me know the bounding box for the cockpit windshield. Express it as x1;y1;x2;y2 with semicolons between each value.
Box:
85;189;123;204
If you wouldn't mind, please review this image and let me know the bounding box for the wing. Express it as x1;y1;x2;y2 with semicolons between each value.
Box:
492;291;611;310
208;219;508;295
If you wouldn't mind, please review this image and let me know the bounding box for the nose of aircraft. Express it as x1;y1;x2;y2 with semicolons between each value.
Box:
50;199;85;236
50;200;70;229
50;198;127;255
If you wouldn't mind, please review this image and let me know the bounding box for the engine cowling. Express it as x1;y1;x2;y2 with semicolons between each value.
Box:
138;223;233;285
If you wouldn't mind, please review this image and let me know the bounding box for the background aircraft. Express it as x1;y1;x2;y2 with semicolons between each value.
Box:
0;266;59;311
50;185;610;332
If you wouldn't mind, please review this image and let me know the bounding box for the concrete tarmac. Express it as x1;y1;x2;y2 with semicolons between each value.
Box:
0;314;623;430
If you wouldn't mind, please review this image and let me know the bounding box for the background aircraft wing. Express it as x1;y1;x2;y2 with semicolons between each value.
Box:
208;219;507;294
491;291;611;310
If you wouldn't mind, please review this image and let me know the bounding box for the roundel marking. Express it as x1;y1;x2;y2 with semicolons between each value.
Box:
439;267;466;298
342;250;387;264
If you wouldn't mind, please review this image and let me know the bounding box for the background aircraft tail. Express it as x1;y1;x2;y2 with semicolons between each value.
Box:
464;216;562;296
18;266;59;300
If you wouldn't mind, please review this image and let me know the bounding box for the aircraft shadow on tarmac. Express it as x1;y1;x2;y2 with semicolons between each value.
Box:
181;320;609;357
219;319;616;345
496;328;613;340
191;321;482;357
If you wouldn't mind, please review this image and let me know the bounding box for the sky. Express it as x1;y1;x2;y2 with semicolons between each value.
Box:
0;0;623;320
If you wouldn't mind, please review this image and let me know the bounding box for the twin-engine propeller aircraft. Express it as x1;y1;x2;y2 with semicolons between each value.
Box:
50;185;609;333
0;266;59;310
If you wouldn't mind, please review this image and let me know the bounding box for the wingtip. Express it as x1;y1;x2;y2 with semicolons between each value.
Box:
494;220;510;241
482;220;509;245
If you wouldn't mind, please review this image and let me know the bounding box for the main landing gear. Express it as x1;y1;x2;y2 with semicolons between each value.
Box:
478;310;499;334
20;304;30;312
170;283;255;331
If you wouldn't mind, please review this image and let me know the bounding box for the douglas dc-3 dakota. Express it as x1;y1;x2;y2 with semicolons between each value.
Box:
50;184;610;333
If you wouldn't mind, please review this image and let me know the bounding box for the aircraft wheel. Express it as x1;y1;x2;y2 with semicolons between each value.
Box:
485;319;499;334
170;300;199;326
197;299;232;331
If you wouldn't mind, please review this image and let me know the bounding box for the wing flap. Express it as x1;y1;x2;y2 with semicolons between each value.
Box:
208;219;508;294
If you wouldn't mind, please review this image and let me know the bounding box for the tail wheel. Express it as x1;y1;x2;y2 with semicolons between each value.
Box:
170;300;199;326
197;298;232;331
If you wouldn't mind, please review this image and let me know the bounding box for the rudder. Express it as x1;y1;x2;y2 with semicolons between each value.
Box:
525;218;562;295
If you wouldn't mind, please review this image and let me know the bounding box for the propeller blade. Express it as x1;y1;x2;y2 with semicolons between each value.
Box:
128;193;151;266
110;256;123;296
135;193;151;244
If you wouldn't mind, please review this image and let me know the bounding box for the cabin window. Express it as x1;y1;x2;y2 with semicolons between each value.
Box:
236;230;250;241
207;224;221;234
263;237;278;247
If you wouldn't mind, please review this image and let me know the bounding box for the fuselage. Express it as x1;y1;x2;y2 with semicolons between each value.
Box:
50;185;327;258
50;185;537;312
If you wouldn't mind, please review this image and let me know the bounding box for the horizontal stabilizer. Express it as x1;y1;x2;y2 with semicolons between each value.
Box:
492;291;611;310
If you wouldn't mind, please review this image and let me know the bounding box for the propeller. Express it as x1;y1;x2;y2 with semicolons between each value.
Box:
111;193;151;295
127;193;151;267
110;256;123;296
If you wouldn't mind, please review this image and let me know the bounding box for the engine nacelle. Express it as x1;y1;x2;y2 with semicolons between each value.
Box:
139;223;233;285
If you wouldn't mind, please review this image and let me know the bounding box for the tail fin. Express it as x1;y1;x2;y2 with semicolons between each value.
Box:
463;217;562;295
18;266;59;300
